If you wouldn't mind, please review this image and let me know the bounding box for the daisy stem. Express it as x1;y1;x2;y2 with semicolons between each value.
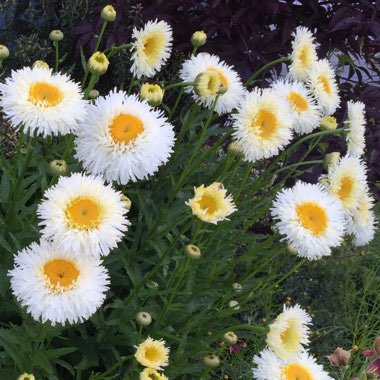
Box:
84;73;99;99
54;41;59;72
164;81;194;91
63;134;75;161
274;159;324;174
106;43;133;58
92;354;134;379
95;21;108;53
191;46;198;56
127;75;135;95
168;86;184;121
243;56;291;87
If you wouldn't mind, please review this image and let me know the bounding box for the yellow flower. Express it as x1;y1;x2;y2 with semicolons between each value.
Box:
140;83;164;106
135;337;170;370
17;373;35;380
140;368;168;380
186;182;236;224
88;52;109;76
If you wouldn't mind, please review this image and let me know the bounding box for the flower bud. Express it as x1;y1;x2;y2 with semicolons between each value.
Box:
185;244;201;259
17;374;35;380
121;195;132;210
49;159;68;176
136;311;152;326
146;280;159;289
0;45;10;60
318;177;330;187
323;152;340;171
223;331;238;345
191;31;207;47
49;30;64;42
374;337;380;355
88;89;100;99
101;5;117;22
227;141;243;157
203;354;220;368
88;52;109;76
32;60;49;69
232;282;243;292
194;69;221;98
228;300;240;310
320;116;338;131
286;243;299;255
140;83;164;107
327;347;350;367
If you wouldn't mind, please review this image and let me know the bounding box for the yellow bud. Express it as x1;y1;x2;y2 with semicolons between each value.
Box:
228;300;240;310
0;45;10;60
136;311;152;326
121;195;132;210
185;244;201;259
320;116;338;131
49;159;68;176
194;69;221;98
101;5;117;22
203;354;220;368
223;331;238;345
88;89;100;99
88;52;109;76
32;60;49;69
191;31;207;47
232;282;243;292
227;141;243;157
17;373;35;380
286;243;299;255
323;152;340;171
49;30;64;42
140;83;164;107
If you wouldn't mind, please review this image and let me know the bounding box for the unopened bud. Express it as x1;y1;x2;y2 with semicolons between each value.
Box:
320;116;338;131
185;244;201;259
223;331;238;345
203;354;220;368
49;30;64;42
88;52;109;76
136;311;152;326
121;195;132;210
227;141;243;157
0;45;10;60
101;5;117;22
351;345;359;351
323;152;340;171
194;69;221;98
146;280;159;289
318;177;330;187
49;159;68;176
140;83;164;107
191;31;207;47
228;300;240;310
327;347;350;367
232;282;243;292
32;60;49;69
286;243;299;255
17;374;35;380
88;89;100;99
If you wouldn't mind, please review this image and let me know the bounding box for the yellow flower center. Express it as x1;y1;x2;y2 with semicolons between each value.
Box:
296;202;328;236
109;114;145;145
66;197;102;230
337;176;353;202
143;32;165;64
207;66;230;89
144;346;160;362
253;110;277;139
279;321;301;353
197;194;218;215
283;363;313;380
298;46;312;68
319;75;332;95
43;259;79;290
287;91;309;112
29;82;63;107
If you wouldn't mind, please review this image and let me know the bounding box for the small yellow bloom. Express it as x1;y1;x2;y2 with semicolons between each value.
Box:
320;115;338;131
101;5;117;22
17;373;35;380
140;83;164;106
88;52;109;76
140;368;168;380
135;337;170;370
191;31;207;47
186;182;236;224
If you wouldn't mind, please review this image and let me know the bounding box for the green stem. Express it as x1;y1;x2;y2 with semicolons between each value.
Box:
93;354;134;379
191;46;198;56
127;75;135;95
164;81;194;91
54;41;59;72
275;159;324;175
85;73;98;99
95;21;108;53
106;43;133;58
168;87;184;121
244;56;291;86
63;134;75;161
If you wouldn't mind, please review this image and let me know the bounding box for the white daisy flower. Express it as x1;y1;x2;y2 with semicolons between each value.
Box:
266;304;311;360
9;240;110;326
0;66;87;136
345;100;366;157
271;182;345;260
307;59;340;116
130;20;173;79
346;192;376;247
324;155;367;213
37;172;130;258
74;90;175;184
179;52;244;115
271;80;321;135
232;88;293;162
288;26;318;82
186;182;236;224
253;349;333;380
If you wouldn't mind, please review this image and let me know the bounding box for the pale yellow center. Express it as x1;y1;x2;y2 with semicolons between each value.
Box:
43;259;79;290
207;66;230;89
279;321;301;352
197;194;218;215
144;346;160;362
298;46;312;68
283;363;313;380
337;176;353;202
287;91;308;112
29;82;63;107
296;202;328;236
109;114;144;145
319;75;331;95
253;110;277;139
66;197;102;230
143;32;165;64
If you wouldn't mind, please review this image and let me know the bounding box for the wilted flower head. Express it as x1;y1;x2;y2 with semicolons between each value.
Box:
327;347;350;367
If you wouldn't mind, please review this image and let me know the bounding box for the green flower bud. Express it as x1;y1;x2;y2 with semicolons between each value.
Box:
49;159;68;176
203;354;220;368
191;31;207;47
49;30;64;42
88;52;109;76
101;5;117;22
136;311;152;326
185;244;201;259
0;45;10;60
